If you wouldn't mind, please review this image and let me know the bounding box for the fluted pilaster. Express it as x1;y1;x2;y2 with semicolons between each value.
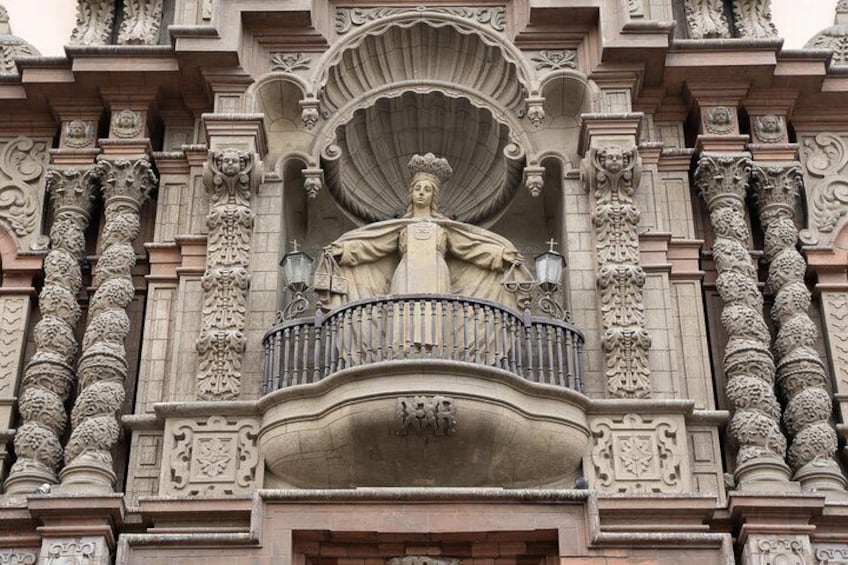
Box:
752;163;846;492
695;154;790;488
582;145;651;398
5;167;96;493
60;157;155;492
196;149;261;400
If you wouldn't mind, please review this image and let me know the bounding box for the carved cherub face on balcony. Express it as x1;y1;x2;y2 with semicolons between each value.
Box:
599;146;628;173
217;149;246;177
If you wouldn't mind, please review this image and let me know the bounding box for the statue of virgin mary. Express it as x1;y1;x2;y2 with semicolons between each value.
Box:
318;153;531;311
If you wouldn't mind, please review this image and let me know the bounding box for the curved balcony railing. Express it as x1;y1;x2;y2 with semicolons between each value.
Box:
262;294;585;394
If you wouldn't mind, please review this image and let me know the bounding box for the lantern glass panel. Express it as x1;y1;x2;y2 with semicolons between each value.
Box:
535;251;563;287
282;251;314;288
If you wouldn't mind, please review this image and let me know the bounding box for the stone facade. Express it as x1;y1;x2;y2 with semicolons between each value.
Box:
0;1;845;564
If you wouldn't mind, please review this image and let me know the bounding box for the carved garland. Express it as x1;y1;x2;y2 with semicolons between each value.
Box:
695;155;788;485
196;149;261;400
752;164;845;491
584;146;651;398
5;167;96;493
62;158;156;491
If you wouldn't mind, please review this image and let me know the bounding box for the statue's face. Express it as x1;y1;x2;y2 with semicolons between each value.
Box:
221;153;241;176
604;149;624;173
411;179;436;209
762;115;779;133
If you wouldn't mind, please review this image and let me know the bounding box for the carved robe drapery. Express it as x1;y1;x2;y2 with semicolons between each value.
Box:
324;217;528;311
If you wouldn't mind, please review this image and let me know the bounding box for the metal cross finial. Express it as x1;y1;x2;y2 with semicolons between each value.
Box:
546;238;558;253
290;240;299;252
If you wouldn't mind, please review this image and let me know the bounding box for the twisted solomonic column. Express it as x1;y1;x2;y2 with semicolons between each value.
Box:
5;168;96;493
60;157;156;492
695;154;790;488
196;148;261;400
752;163;846;492
583;145;651;398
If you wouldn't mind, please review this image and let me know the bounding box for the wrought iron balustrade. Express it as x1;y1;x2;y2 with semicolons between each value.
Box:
262;294;584;394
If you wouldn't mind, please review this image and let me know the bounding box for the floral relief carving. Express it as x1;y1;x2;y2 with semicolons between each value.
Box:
5;166;97;494
752;164;844;491
335;6;506;34
695;155;789;486
196;149;261;400
530;50;577;71
589;413;688;493
163;416;261;495
0;296;27;395
0;7;39;75
806;2;848;66
799;134;848;245
816;545;848;565
583;146;651;398
732;0;778;38
0;137;48;239
270;52;311;73
397;396;457;436
69;0;115;46
756;537;810;565
684;0;731;38
45;539;104;564
118;0;163;45
62;158;156;491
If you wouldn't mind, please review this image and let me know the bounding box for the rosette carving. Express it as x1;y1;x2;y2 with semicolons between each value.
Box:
5;167;97;493
695;154;790;487
62;158;155;492
583;146;651;398
752;163;846;492
196;149;261;400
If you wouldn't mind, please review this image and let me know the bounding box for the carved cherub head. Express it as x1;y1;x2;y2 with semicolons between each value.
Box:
217;148;247;177
599;146;629;173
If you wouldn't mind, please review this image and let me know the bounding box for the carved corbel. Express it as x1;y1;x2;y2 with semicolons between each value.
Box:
523;165;545;197
303;167;324;199
299;98;321;130
525;96;546;128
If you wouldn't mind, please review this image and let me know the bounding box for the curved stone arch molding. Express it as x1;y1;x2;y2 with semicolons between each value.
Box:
246;72;317;134
307;12;537;106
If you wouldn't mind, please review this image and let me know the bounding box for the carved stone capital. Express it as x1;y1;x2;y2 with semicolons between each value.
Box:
751;163;803;224
45;167;98;221
694;154;750;210
94;157;156;209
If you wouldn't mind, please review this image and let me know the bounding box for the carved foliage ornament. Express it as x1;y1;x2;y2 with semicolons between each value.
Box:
583;146;651;398
397;396;457;436
530;50;577;71
0;7;38;75
197;149;261;400
589;413;687;493
270;52;311;73
799;134;848;244
0;137;47;238
163;416;261;495
45;539;103;564
0;550;37;565
817;545;848;565
824;293;848;392
335;6;506;35
684;0;731;39
118;0;164;45
69;0;115;46
732;0;779;38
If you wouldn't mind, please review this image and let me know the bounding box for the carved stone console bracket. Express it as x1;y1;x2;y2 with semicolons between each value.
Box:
694;154;791;489
752;162;846;492
5;166;97;494
196;149;262;400
583;145;651;398
61;157;156;493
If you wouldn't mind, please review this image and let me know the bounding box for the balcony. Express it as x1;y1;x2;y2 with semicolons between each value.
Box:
259;294;589;489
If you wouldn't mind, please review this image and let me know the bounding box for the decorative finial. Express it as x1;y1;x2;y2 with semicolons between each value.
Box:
546;238;559;253
290;240;299;252
0;5;11;35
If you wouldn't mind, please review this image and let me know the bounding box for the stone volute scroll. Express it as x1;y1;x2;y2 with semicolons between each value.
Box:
752;163;846;492
61;157;156;493
196;148;262;401
694;154;790;489
582;145;651;399
317;153;532;313
4;167;96;494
